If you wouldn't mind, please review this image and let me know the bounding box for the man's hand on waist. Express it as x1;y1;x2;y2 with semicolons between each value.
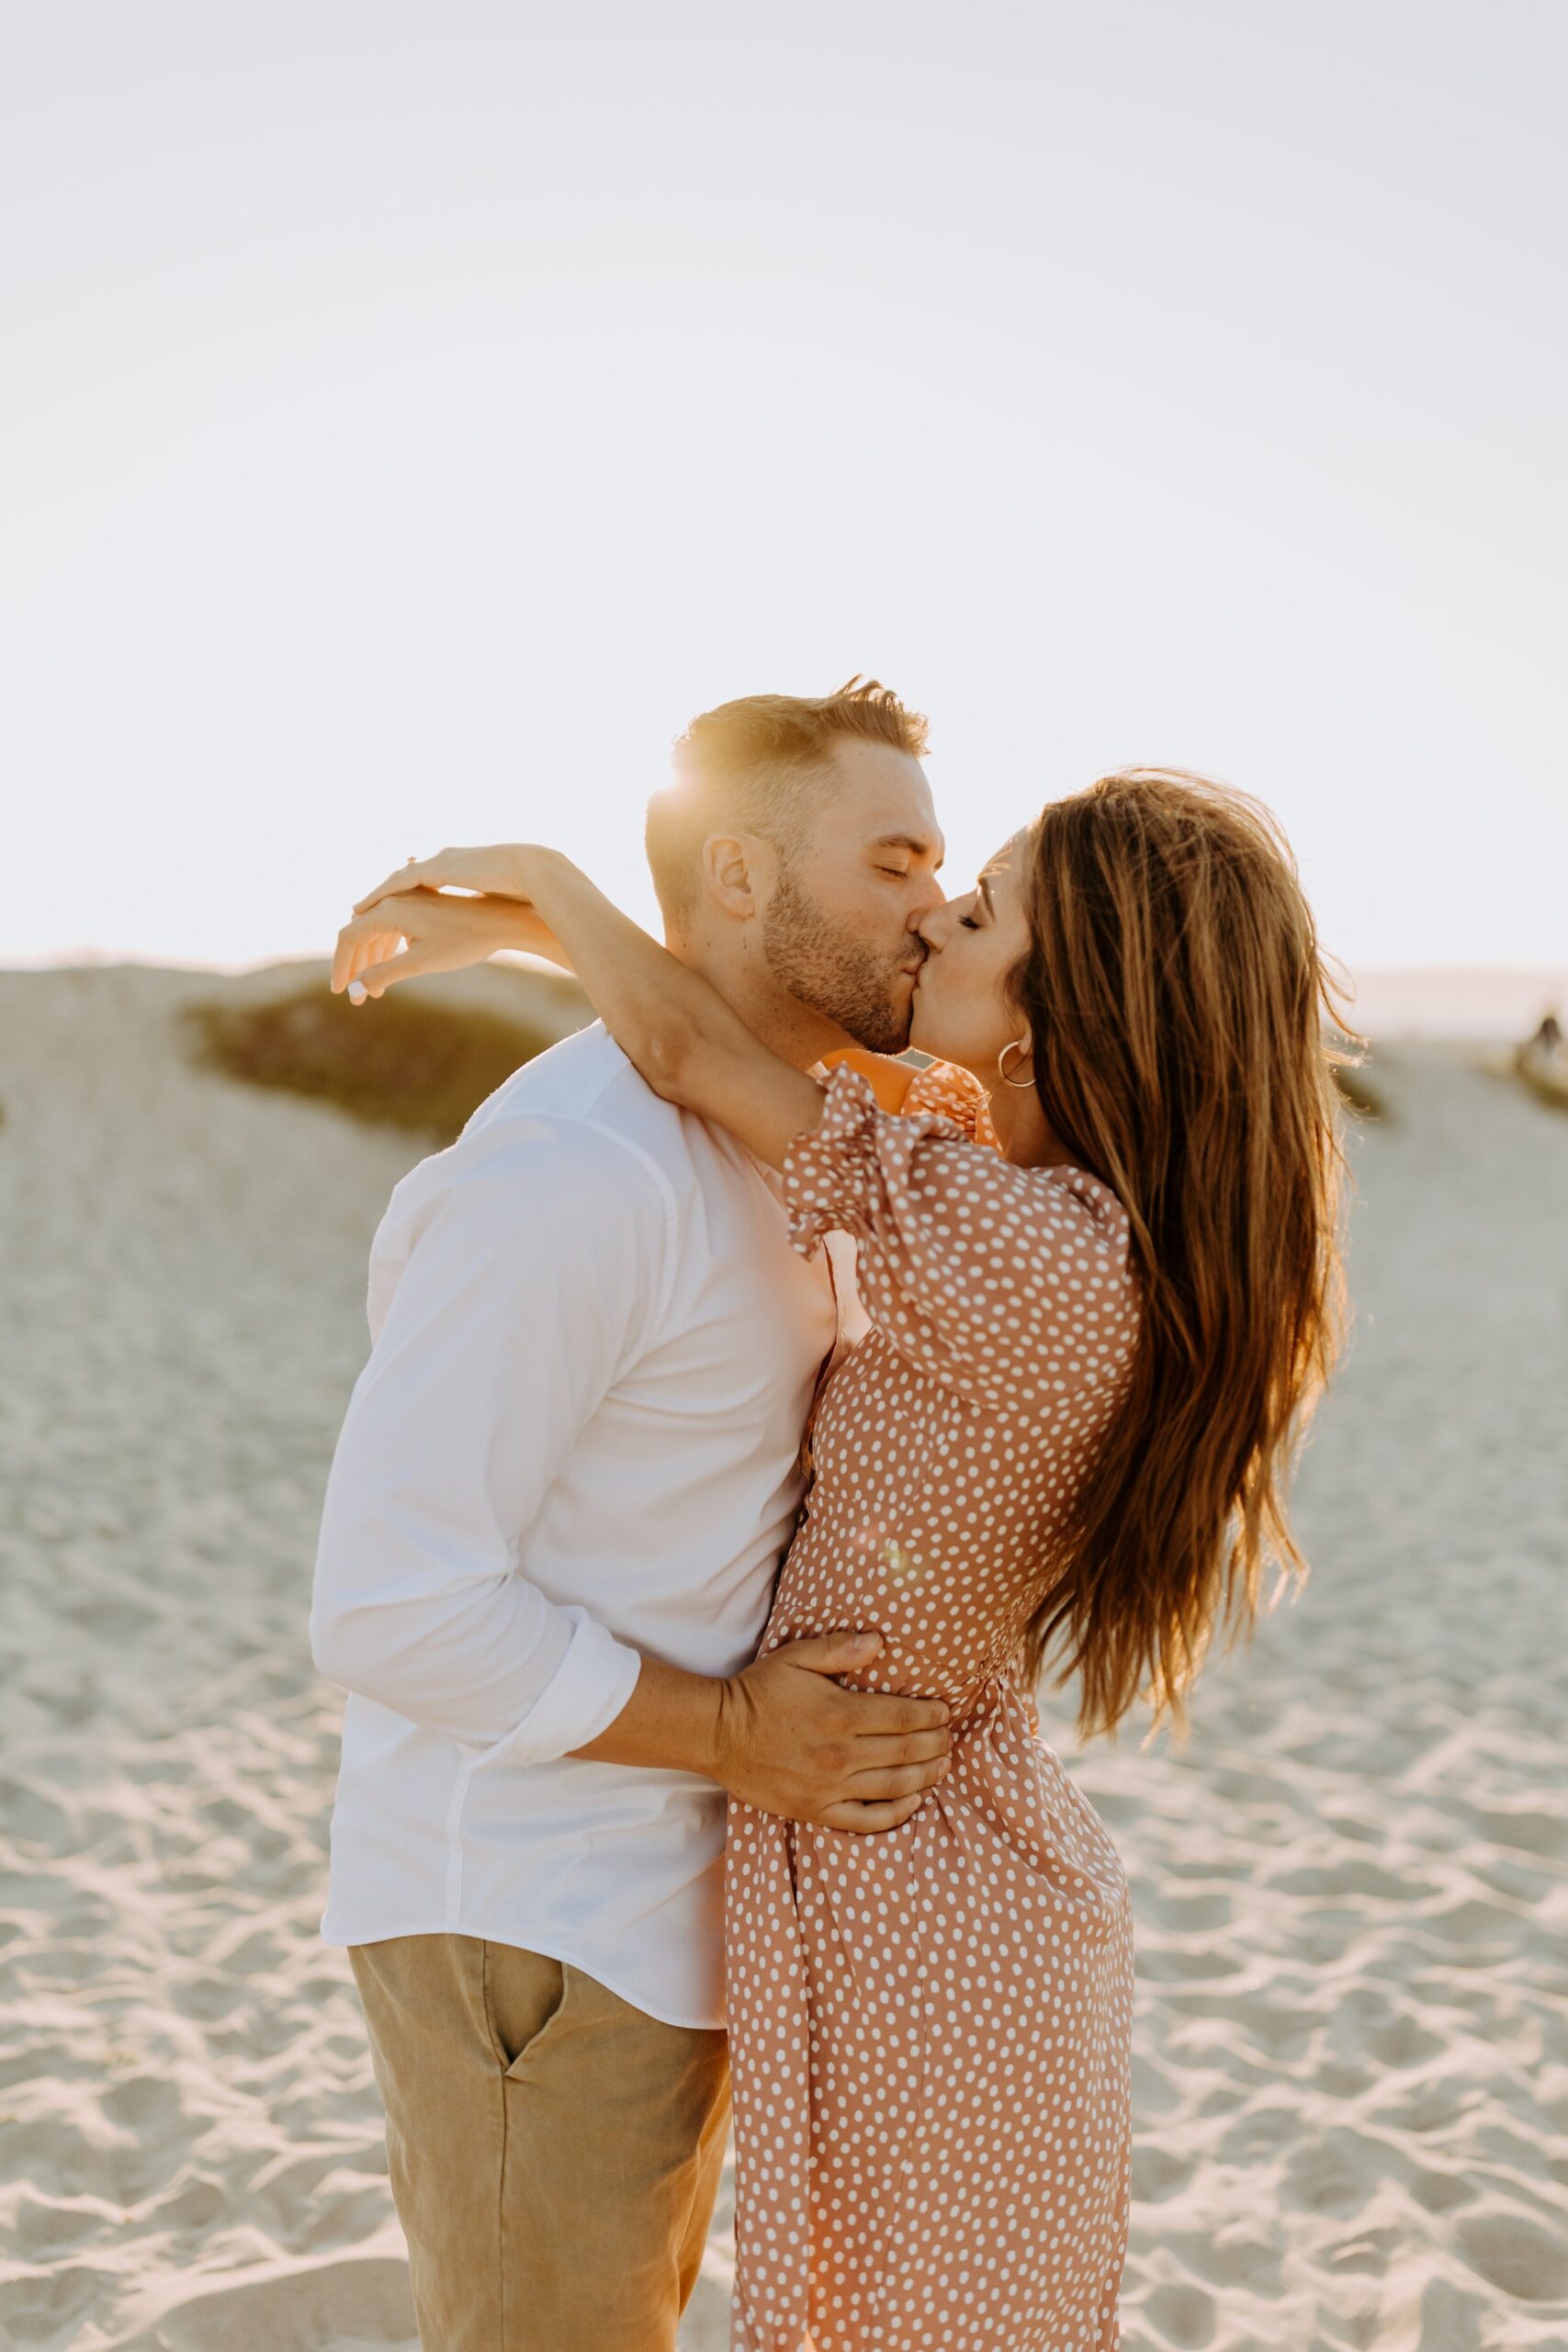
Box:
570;1634;951;1833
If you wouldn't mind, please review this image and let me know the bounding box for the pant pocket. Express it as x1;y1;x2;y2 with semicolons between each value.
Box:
480;1943;570;2077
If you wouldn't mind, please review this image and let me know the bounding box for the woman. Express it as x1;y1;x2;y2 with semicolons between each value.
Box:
339;770;1350;2352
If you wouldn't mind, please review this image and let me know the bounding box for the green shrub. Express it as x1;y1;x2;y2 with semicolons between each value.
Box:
185;984;553;1143
1333;1062;1382;1118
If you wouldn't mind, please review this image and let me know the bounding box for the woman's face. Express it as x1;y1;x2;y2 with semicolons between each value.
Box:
908;832;1034;1077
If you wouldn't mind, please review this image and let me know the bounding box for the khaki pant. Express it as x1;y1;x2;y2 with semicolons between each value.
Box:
349;1935;731;2351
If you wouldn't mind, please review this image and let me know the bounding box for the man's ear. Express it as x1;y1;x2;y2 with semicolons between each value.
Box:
699;831;777;922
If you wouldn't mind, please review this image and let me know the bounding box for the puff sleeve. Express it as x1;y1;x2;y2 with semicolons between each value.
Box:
782;1063;1137;1415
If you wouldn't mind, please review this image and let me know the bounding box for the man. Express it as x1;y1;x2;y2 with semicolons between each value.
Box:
311;679;952;2351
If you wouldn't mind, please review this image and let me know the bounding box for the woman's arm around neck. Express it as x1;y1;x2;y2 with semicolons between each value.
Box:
521;849;826;1169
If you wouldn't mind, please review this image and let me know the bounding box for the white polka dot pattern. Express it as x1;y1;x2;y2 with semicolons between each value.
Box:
724;1060;1140;2352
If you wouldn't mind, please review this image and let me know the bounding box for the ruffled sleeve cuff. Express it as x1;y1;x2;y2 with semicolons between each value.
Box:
902;1057;1000;1151
782;1061;966;1261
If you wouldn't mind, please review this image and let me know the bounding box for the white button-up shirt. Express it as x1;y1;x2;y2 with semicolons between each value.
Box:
310;1023;843;2028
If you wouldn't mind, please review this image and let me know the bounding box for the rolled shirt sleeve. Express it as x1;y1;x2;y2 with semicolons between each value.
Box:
310;1113;674;1769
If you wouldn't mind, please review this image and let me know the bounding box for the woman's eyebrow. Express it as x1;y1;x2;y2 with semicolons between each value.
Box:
977;873;997;914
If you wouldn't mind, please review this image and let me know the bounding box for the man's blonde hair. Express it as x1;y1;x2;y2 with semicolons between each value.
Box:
645;675;930;925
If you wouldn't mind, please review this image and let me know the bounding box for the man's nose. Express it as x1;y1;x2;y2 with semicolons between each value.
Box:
907;876;947;929
915;899;953;951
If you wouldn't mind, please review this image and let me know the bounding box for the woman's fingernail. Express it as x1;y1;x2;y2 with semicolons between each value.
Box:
347;982;367;1004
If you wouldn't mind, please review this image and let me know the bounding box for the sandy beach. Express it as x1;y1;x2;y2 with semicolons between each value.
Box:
1;963;1564;2352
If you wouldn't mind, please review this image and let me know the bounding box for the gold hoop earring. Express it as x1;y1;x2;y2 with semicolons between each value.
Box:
998;1036;1034;1091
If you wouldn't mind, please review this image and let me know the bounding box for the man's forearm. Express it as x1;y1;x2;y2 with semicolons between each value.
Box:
568;1633;954;1835
568;1653;725;1778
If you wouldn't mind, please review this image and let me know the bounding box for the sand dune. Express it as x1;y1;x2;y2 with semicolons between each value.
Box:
1343;967;1566;1042
1;967;1564;2352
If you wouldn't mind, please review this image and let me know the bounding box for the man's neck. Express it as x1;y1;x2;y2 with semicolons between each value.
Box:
668;933;848;1073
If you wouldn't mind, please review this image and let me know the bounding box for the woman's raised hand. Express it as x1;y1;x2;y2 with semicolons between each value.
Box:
332;885;570;1001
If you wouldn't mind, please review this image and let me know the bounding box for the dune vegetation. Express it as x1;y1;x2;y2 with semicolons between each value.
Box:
185;981;552;1143
1332;1061;1382;1118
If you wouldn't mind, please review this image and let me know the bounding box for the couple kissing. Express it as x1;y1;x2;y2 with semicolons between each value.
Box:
311;678;1348;2352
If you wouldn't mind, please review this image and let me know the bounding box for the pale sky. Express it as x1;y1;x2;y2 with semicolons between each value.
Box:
4;1;1564;979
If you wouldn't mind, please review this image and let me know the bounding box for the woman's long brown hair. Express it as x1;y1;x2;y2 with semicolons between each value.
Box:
1013;770;1354;1737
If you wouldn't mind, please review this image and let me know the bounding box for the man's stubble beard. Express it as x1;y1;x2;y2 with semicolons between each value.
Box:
761;864;918;1057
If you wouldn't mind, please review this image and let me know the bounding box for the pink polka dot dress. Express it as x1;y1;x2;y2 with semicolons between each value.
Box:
724;1060;1140;2352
